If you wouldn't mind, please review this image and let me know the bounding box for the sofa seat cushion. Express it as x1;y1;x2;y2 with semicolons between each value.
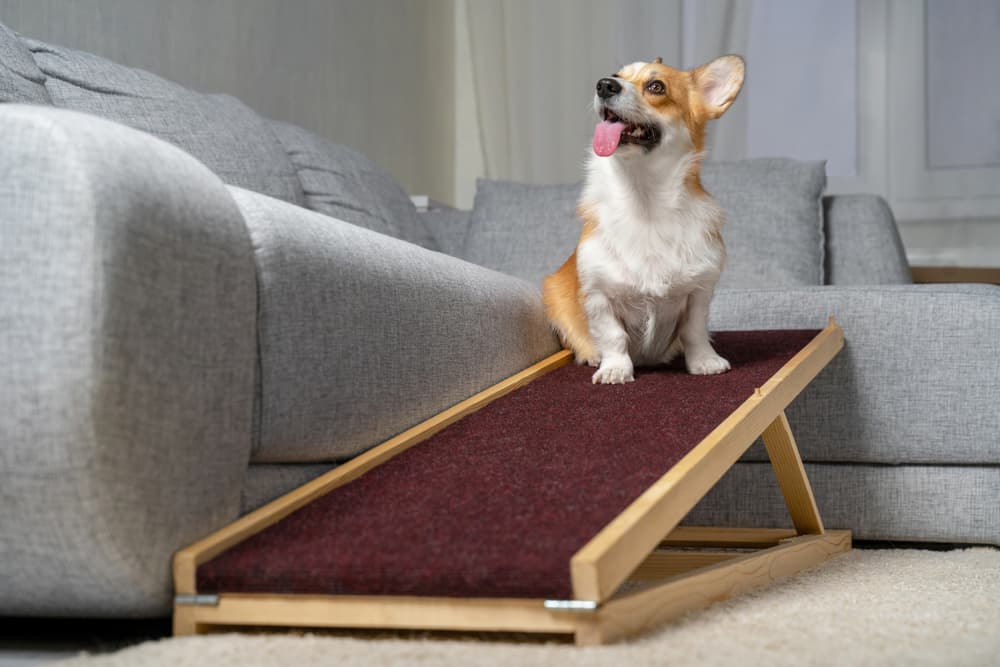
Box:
21;36;304;205
710;285;1000;466
685;461;1000;545
228;187;558;464
463;159;826;289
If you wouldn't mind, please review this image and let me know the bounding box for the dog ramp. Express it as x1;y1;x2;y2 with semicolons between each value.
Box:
174;321;850;645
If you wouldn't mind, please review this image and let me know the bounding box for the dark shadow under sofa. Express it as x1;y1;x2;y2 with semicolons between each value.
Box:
2;22;998;618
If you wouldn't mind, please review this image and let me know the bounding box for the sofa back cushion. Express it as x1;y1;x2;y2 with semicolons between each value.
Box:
3;23;438;248
16;33;305;205
462;180;582;286
0;23;50;104
270;121;438;250
704;158;826;288
463;158;827;289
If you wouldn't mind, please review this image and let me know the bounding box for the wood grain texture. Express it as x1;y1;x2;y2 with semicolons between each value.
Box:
570;323;843;602
630;551;738;580
661;526;798;548
176;532;851;642
575;530;852;645
910;265;1000;284
177;593;578;636
761;412;824;534
173;349;574;594
172;607;201;637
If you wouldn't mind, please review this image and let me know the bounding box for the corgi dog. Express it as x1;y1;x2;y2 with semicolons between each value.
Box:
543;55;745;384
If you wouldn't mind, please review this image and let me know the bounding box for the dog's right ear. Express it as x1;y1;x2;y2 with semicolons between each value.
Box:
693;55;745;119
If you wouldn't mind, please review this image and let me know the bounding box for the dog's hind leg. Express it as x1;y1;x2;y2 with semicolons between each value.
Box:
542;253;599;366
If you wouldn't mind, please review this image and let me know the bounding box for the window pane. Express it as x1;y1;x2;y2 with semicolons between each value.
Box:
926;0;1000;170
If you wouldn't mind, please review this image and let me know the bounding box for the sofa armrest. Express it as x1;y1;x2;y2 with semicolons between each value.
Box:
823;194;912;285
711;284;1000;465
0;106;257;615
226;187;560;464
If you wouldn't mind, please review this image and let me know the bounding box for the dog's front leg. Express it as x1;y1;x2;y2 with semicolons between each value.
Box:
585;292;634;384
680;287;730;375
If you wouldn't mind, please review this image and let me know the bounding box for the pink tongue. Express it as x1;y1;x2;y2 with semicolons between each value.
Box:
593;120;626;157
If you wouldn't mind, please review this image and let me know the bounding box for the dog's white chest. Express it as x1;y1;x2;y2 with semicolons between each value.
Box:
576;202;724;364
579;207;723;299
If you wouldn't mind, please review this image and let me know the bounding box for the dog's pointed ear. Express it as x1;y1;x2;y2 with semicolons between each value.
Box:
653;56;663;64
693;55;744;119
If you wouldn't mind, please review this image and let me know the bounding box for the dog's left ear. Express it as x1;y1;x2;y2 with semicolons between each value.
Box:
693;55;745;119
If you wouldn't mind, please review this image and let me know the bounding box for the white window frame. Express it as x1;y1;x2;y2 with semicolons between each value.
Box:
885;0;1000;223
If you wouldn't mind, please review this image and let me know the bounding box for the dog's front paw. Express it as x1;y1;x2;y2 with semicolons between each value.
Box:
687;353;731;375
592;357;634;384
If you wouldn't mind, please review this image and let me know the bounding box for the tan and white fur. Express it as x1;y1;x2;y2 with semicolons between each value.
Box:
542;55;745;384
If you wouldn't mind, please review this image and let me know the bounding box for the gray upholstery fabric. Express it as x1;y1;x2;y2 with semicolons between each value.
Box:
703;159;827;289
462;180;582;287
462;159;826;288
269;120;437;249
685;462;999;545
421;206;474;258
0;23;50;103
228;186;560;463
823;194;912;285
0;106;257;615
710;285;1000;465
20;35;304;205
241;464;336;513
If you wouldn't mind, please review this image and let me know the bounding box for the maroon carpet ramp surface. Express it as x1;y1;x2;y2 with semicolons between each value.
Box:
198;330;820;600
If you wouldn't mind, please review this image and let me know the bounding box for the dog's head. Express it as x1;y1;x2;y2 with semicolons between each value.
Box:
592;55;744;158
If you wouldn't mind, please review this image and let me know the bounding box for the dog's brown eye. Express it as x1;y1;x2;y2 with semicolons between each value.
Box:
646;80;666;95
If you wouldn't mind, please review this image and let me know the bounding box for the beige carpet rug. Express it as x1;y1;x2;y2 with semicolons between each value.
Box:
55;547;1000;667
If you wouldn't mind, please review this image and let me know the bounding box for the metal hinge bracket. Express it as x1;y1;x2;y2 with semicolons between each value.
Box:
543;599;598;613
174;594;220;606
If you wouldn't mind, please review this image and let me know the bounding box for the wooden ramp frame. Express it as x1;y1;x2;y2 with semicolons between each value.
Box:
174;321;850;645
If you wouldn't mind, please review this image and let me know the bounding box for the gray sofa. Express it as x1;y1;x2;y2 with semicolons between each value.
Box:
2;24;998;619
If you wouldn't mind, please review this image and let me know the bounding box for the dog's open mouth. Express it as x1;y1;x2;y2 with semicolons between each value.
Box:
594;109;661;156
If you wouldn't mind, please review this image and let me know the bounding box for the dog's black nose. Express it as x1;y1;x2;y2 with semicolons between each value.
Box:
596;77;622;99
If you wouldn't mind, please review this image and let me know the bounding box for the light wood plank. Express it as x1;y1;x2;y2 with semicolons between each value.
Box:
575;530;852;645
173;349;574;594
570;323;843;603
910;265;1000;285
172;607;201;637
630;551;738;580
178;593;578;636
660;526;798;548
761;412;824;535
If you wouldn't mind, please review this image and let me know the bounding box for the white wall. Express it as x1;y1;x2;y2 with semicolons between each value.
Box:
0;0;456;204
